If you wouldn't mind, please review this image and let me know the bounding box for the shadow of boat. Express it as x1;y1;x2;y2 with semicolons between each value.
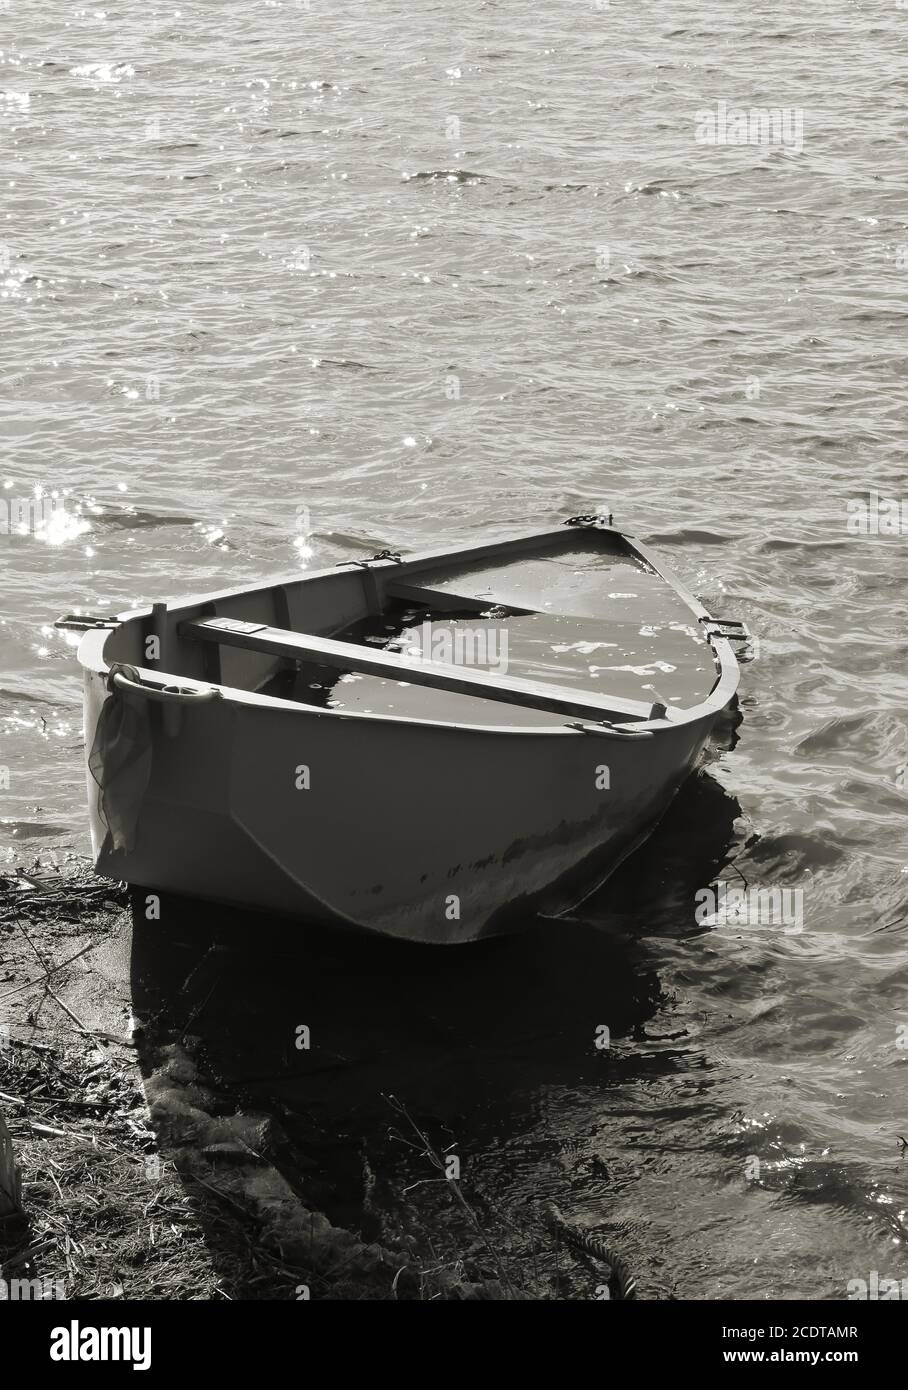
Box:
128;762;743;1297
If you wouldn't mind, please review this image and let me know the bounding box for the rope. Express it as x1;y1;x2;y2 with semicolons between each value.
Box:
544;1204;637;1299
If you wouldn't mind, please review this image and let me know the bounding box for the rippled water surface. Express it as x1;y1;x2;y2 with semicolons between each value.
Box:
2;1;907;1297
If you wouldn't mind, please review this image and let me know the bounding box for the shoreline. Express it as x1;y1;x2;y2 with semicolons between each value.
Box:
0;866;566;1300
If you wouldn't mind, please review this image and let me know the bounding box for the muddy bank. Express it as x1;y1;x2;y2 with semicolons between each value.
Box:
0;864;630;1300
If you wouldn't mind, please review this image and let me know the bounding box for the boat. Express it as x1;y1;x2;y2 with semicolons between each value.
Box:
64;515;746;945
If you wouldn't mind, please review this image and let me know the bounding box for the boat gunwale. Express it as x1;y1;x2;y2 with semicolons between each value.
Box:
76;522;740;738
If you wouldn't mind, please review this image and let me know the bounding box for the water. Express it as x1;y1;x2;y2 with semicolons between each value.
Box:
2;1;907;1297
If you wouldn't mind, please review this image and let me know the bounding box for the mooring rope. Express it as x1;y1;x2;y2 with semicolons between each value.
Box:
544;1204;637;1300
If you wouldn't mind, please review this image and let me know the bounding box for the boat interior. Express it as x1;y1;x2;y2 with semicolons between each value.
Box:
98;525;722;728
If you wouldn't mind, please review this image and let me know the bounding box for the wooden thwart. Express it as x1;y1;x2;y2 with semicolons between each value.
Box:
179;617;669;726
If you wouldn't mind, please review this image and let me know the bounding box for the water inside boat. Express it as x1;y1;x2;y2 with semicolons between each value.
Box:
258;541;717;727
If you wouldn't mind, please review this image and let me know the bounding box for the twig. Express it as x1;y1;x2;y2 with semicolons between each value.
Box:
0;942;100;1004
44;988;96;1039
27;1122;96;1141
384;1094;518;1298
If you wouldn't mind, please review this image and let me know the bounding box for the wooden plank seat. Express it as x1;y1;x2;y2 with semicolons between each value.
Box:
178;616;671;727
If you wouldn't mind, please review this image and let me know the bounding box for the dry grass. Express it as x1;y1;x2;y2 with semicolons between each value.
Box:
0;1036;222;1298
0;864;226;1298
0;866;520;1299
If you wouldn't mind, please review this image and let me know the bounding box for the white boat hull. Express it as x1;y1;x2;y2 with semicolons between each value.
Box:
75;520;742;944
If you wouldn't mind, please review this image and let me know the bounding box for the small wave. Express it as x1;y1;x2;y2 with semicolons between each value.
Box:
759;537;851;554
69;62;135;82
741;830;845;876
0;687;67;707
98;508;198;532
0;818;72;840
645;528;736;546
310;357;374;372
771;1160;908;1243
401;168;486;184
622;178;683;198
326;529;405;555
794;711;901;758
